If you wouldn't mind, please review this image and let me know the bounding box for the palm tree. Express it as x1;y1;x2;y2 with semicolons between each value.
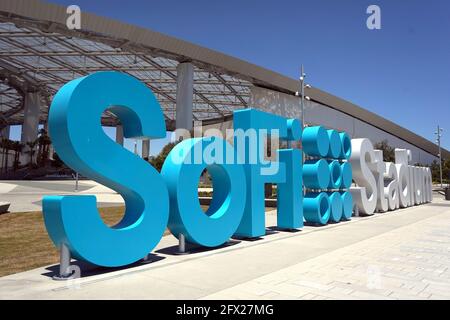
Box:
1;138;13;174
12;141;23;171
25;140;38;167
0;138;7;173
36;128;51;166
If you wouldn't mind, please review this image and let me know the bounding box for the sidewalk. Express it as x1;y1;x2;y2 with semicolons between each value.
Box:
0;195;449;299
0;180;123;212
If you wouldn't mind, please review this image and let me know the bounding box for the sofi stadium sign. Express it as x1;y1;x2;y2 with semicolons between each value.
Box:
43;72;433;268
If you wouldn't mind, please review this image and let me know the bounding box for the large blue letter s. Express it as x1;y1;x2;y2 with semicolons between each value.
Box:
43;72;169;267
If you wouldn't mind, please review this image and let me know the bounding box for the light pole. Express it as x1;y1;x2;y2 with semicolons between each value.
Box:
296;65;311;195
300;65;305;141
296;65;311;163
435;125;444;188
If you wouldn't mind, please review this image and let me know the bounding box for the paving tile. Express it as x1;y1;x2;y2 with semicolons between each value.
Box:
3;196;450;299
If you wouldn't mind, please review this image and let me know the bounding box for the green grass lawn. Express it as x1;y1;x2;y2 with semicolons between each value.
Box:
0;205;275;277
0;206;130;277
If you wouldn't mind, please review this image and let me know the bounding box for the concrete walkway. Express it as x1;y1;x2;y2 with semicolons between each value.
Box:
0;180;123;212
0;195;449;299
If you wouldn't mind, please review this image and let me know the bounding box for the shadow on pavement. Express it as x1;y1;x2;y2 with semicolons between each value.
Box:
41;253;166;279
156;239;241;255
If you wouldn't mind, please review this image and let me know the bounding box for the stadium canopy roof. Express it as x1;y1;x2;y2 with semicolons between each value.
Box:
0;0;448;158
0;3;252;128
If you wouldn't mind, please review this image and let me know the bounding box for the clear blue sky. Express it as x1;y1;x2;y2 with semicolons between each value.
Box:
11;0;449;153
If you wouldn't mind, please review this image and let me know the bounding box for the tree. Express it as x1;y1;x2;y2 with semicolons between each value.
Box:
36;128;51;166
148;142;177;172
11;141;23;171
25;140;38;167
374;139;395;162
430;158;450;184
0;138;12;173
430;160;440;182
443;158;450;184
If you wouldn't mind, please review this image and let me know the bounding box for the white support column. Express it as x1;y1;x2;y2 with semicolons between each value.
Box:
115;125;124;146
21;92;41;164
173;63;194;253
142;139;150;160
176;62;194;133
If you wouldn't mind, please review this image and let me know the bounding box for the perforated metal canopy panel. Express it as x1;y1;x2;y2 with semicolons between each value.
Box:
0;19;250;127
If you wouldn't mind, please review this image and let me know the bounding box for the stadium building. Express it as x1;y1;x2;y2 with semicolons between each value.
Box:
0;0;448;170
